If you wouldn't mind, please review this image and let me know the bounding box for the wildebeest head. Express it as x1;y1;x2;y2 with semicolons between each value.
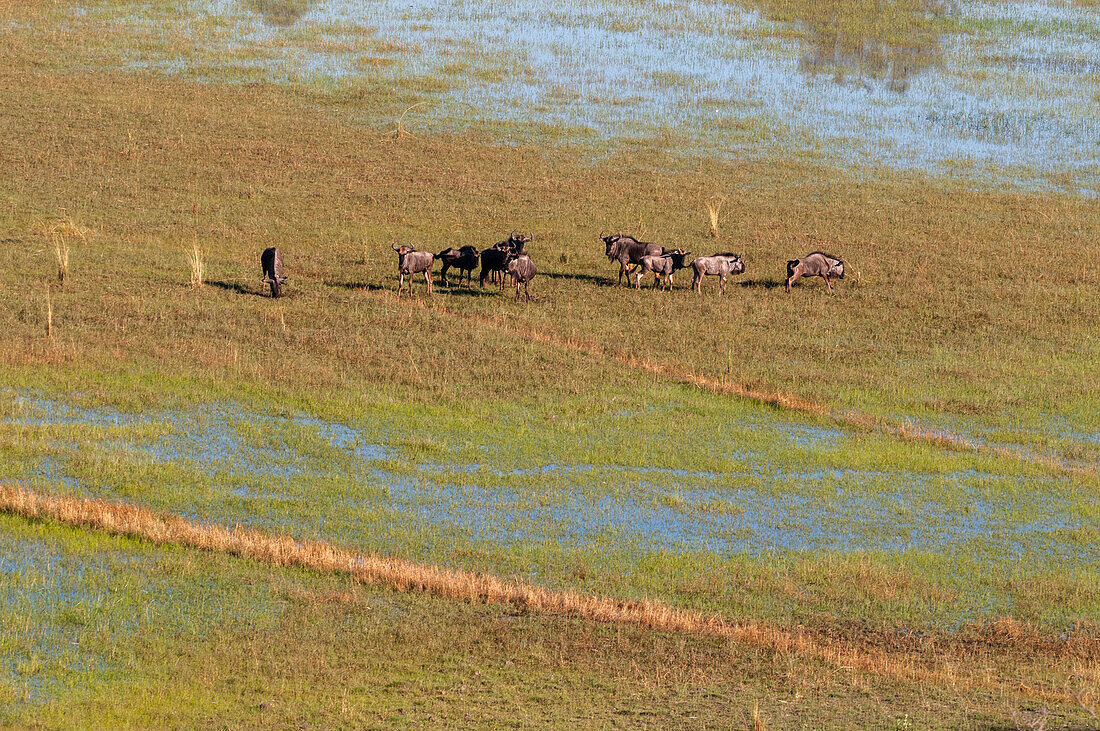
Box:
392;242;414;264
601;232;622;258
713;252;745;274
508;230;532;253
665;249;691;270
830;259;845;279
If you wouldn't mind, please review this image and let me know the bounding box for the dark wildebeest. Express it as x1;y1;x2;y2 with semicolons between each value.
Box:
601;233;664;286
436;245;480;287
505;252;537;302
480;231;531;288
392;243;434;296
691;253;745;294
636;249;690;291
786;252;845;293
260;247;287;298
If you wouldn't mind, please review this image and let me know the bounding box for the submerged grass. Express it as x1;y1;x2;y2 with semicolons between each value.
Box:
4;513;1096;728
4;391;1097;632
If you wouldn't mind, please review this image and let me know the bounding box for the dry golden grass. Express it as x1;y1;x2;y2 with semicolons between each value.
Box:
1;482;1095;709
43;284;53;339
51;231;69;285
186;242;204;288
705;195;726;238
46;215;90;286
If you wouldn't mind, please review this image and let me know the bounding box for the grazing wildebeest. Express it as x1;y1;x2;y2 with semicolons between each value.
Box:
392;243;434;296
505;252;537;302
480;231;531;288
260;247;287;298
786;252;845;293
691;253;745;294
601;233;664;286
436;245;480;287
636;249;690;291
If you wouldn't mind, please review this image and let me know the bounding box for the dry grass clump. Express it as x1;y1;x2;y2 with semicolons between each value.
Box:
705;195;726;238
44;285;53;338
186;242;205;288
46;215;91;286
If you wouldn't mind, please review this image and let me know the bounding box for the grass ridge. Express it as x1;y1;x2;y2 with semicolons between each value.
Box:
400;295;1095;477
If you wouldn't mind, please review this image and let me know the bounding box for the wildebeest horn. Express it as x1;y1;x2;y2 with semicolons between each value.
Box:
392;242;400;251
510;229;517;238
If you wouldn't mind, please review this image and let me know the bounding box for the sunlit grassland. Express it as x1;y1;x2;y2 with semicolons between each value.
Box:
1;0;1099;725
0;46;1095;462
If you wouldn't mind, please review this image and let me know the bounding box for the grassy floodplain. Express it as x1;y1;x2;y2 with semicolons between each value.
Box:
1;0;1099;726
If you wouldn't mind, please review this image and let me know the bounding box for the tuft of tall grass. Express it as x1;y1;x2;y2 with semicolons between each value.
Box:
52;231;69;285
705;195;726;238
44;285;53;339
753;699;766;731
186;243;205;288
47;216;90;286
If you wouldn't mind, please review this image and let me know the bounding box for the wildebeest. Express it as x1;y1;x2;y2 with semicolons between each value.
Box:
436;245;480;287
691;253;745;294
392;243;434;296
601;233;664;286
636;249;690;291
505;252;537;302
786;252;844;293
260;247;287;298
480;231;531;288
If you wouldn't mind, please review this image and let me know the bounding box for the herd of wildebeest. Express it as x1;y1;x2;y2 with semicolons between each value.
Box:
259;231;846;300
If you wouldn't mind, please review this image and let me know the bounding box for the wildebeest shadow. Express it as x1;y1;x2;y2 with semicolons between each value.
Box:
208;280;259;296
436;285;504;298
541;271;619;287
324;280;387;292
737;279;786;290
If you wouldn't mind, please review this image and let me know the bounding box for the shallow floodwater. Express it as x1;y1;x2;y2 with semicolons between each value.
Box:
5;395;1094;569
81;0;1100;194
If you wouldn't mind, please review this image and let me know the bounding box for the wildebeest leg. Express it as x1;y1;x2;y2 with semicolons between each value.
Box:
425;271;433;295
822;274;832;290
719;274;727;295
398;271;406;296
440;264;449;287
692;273;702;293
786;271;800;293
525;280;531;302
